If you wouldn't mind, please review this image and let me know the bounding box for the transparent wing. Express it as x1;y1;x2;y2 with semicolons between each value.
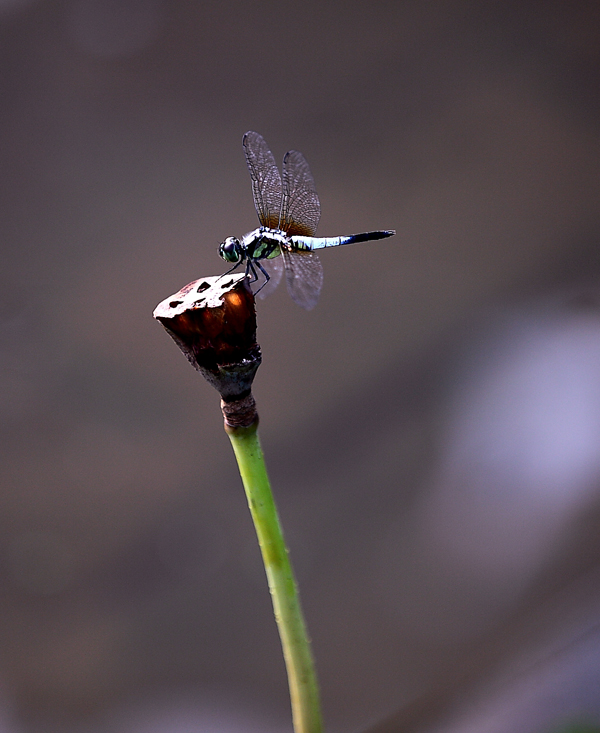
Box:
256;255;284;300
242;131;283;229
282;249;323;310
281;149;321;237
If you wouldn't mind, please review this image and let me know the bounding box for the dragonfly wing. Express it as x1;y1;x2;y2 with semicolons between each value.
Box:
243;131;283;229
256;255;284;300
282;249;323;310
281;149;321;237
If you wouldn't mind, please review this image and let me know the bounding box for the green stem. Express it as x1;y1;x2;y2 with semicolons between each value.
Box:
226;421;323;733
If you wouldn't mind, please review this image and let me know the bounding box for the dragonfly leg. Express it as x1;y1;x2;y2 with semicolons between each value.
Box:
222;259;271;297
246;260;260;285
253;260;271;296
220;260;242;278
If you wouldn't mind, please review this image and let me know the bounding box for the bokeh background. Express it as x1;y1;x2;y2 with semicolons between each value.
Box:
1;1;600;732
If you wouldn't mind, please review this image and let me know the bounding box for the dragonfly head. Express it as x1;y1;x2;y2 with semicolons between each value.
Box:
219;236;243;263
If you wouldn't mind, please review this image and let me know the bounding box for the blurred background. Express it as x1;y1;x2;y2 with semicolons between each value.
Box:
1;1;600;731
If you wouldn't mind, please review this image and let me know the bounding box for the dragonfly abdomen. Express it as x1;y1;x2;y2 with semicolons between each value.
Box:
291;229;395;251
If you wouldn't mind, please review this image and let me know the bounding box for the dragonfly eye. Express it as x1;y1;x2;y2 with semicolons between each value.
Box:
219;237;241;263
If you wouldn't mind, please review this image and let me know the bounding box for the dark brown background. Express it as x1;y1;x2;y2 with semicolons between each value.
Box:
1;1;600;732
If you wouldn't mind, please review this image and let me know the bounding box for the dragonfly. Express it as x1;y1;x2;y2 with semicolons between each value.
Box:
219;131;395;310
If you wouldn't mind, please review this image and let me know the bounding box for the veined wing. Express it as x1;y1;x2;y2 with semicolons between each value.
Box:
256;255;284;300
281;149;320;237
243;131;283;229
282;248;323;310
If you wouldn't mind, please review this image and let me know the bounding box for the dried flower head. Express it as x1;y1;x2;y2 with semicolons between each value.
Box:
154;274;261;414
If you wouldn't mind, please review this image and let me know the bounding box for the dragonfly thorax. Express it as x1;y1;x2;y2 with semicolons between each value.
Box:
242;227;287;261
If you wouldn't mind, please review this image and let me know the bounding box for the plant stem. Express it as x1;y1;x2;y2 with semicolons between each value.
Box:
225;421;323;733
